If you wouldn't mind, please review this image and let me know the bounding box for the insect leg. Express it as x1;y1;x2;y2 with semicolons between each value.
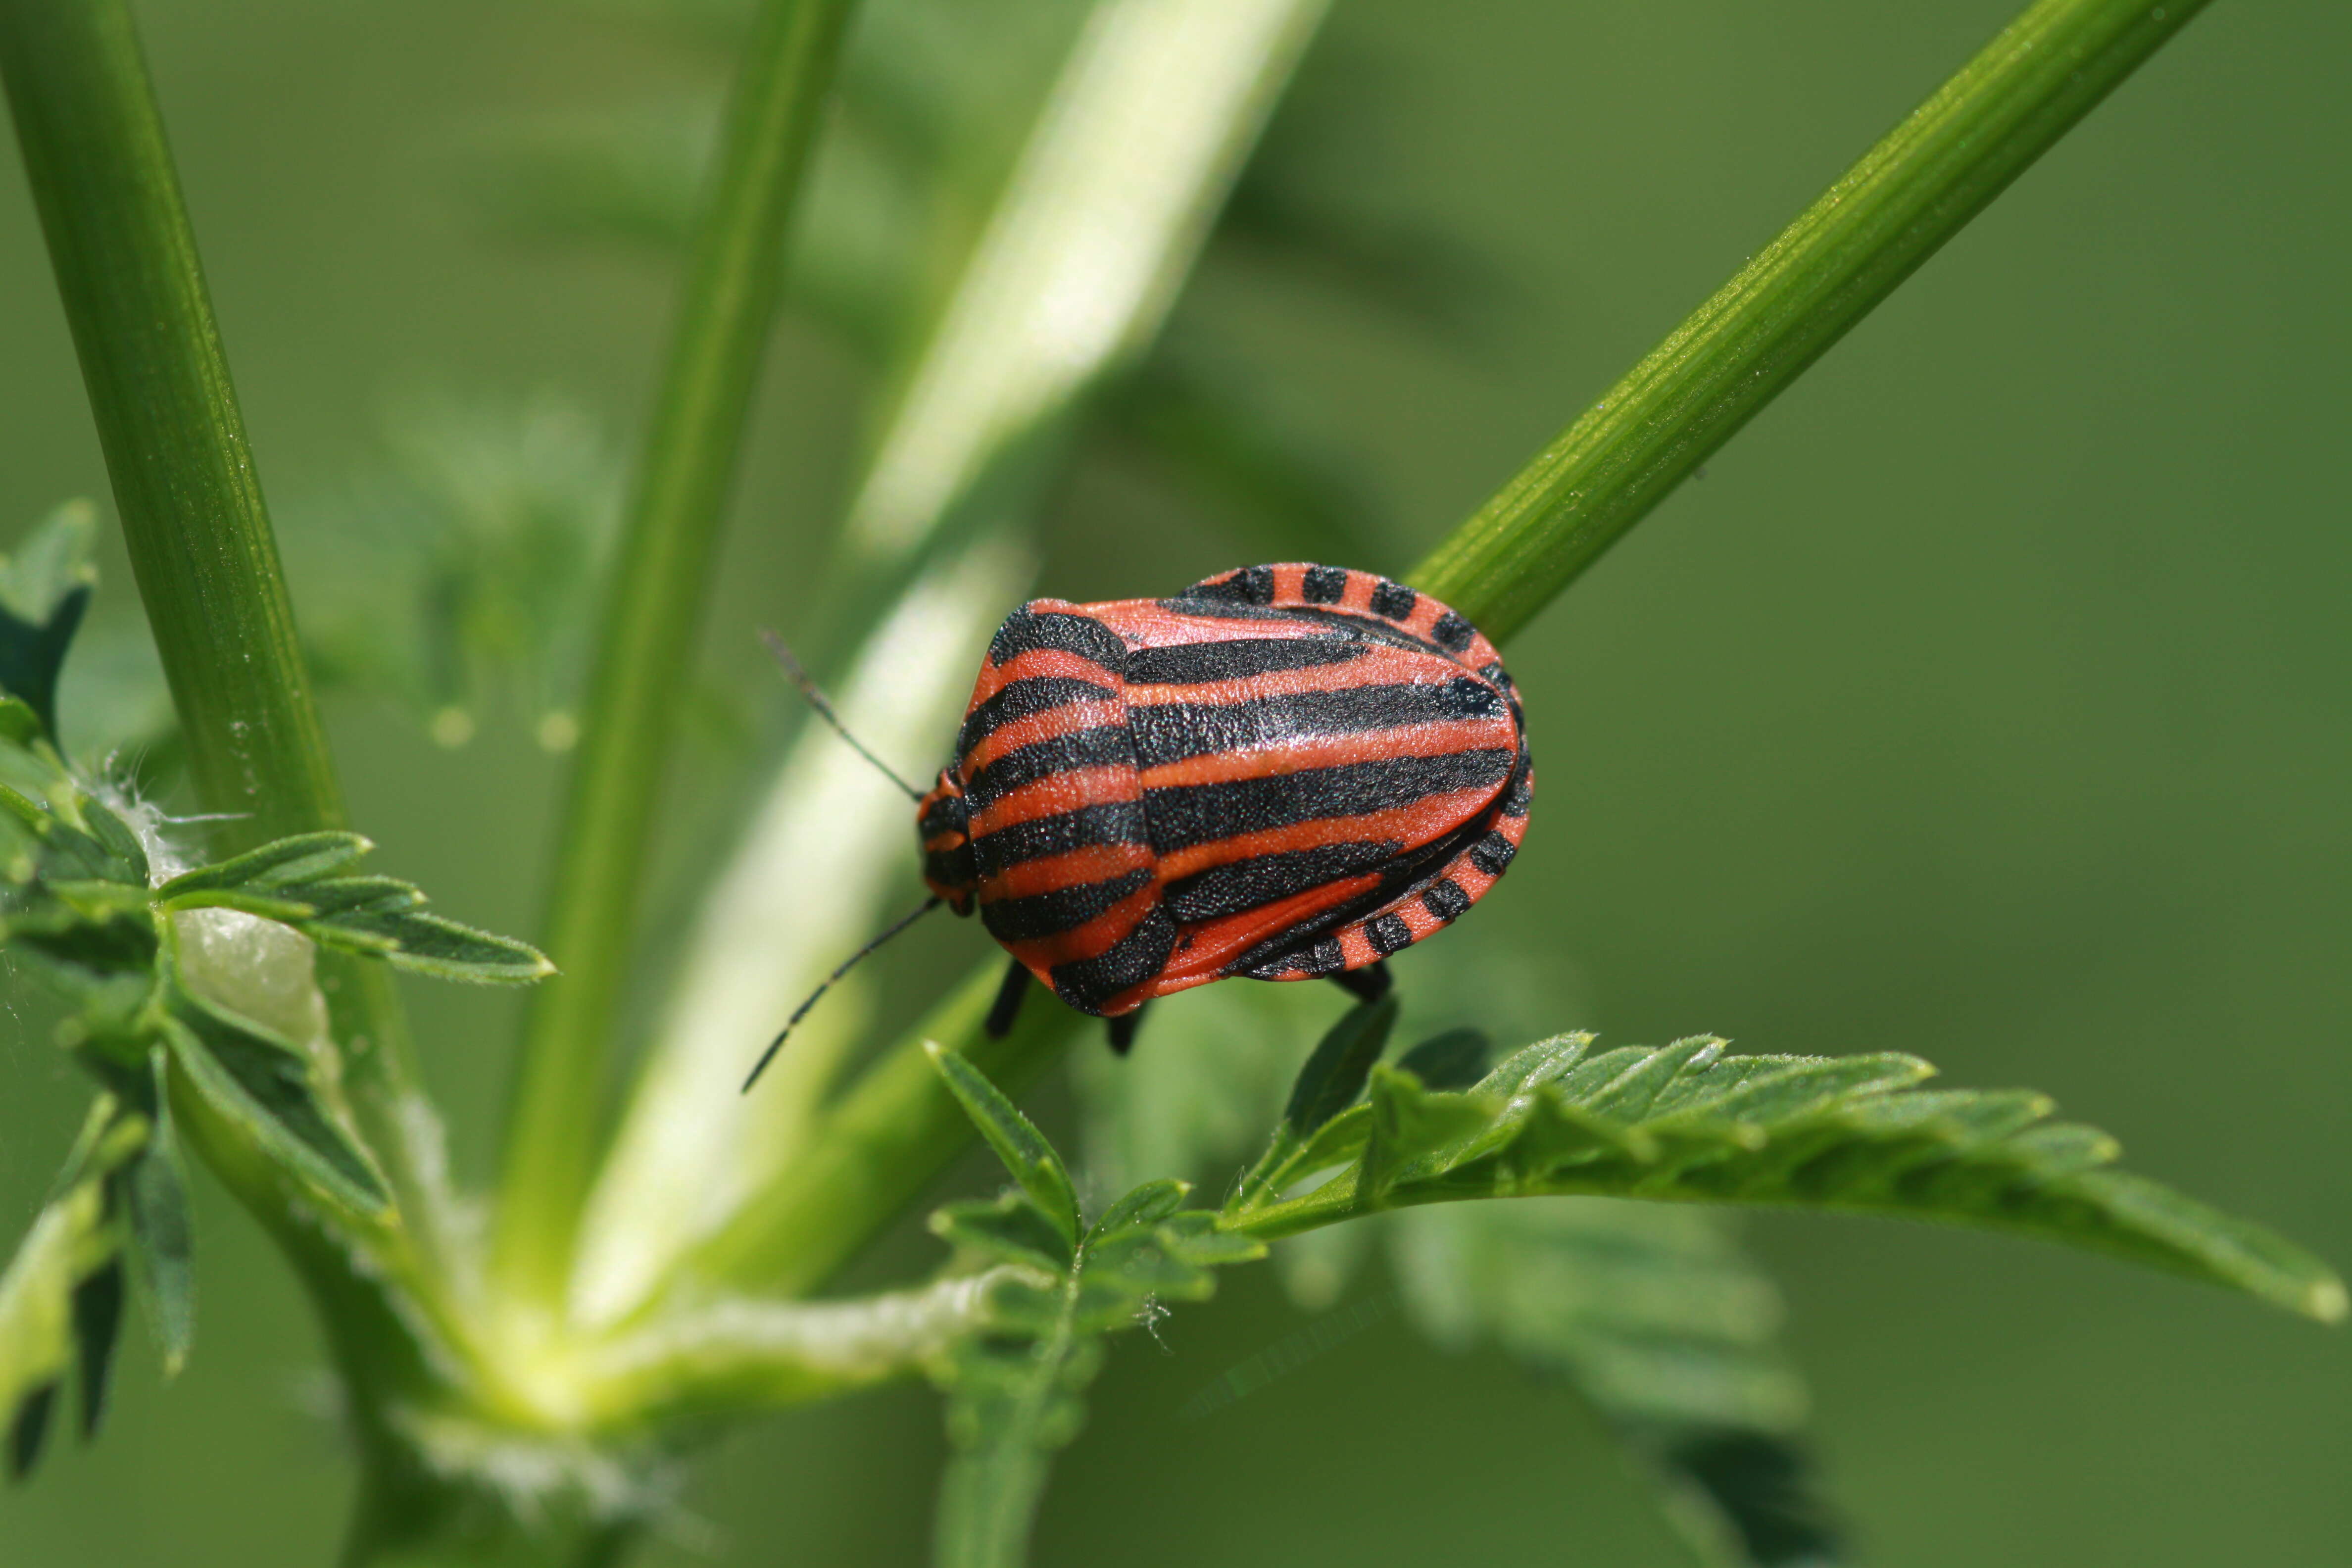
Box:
1329;961;1392;1005
1105;1002;1150;1056
983;958;1033;1038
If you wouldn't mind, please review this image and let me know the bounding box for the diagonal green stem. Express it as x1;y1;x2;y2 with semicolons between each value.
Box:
494;0;862;1307
0;0;427;1217
702;0;2219;1311
1411;0;2214;640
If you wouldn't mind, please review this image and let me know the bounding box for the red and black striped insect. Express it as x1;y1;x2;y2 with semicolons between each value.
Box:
745;563;1529;1087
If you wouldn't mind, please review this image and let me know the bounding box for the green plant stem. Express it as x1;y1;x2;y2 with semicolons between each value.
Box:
495;0;861;1307
696;0;2220;1313
1410;0;2213;640
0;0;429;1221
683;961;1081;1299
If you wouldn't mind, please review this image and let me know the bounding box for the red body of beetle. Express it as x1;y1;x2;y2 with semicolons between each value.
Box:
915;563;1531;1019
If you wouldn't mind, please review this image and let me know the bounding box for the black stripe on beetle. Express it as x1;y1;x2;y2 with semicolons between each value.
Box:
958;675;1120;753
963;725;1134;808
1142;749;1519;854
989;608;1128;671
1162;840;1403;924
1124;637;1368;686
971;801;1150;878
1127;679;1506;767
981;867;1155;943
1049;906;1180;1011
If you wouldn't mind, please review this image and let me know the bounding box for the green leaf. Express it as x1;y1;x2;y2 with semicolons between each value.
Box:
0;697;42;749
932;1193;1074;1275
927;1043;1079;1250
297;897;554;983
929;1130;1261;1568
1396;1026;1493;1091
68;1260;123;1439
124;1049;195;1375
157;831;373;899
73;797;147;886
1392;1200;1841;1567
1086;1177;1188;1243
1281;994;1396;1137
1357;1062;1505;1206
157;832;552;982
0;1096;143;1480
1233;1038;2348;1323
159;987;389;1217
1230;994;1396;1212
0;502;98;744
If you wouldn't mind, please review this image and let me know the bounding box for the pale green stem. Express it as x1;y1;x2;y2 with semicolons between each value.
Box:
679;961;1082;1300
495;0;862;1308
1411;0;2215;639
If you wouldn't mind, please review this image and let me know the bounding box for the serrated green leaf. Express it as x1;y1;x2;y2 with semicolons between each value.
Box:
158;831;373;898
1358;1065;1504;1205
159;991;388;1217
1086;1178;1188;1242
927;1043;1078;1250
1235;1035;2347;1323
282;875;421;919
298;899;554;983
1471;1030;1594;1099
932;1194;1073;1274
124;1050;194;1375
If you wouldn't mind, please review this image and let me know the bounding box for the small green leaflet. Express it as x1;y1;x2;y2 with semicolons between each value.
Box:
1224;1034;2348;1323
157;833;554;984
927;1043;1079;1250
1230;994;1396;1210
160;981;390;1216
0;1086;182;1481
924;1047;1264;1568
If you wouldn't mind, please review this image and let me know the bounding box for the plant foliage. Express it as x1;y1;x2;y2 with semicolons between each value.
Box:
0;512;550;1476
925;1042;1266;1568
1221;1030;2345;1324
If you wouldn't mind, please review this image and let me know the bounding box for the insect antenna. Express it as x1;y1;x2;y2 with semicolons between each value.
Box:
760;629;926;801
742;894;944;1092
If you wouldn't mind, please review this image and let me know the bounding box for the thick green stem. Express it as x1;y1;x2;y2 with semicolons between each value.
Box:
1411;0;2213;640
0;0;338;843
0;0;429;1222
495;0;861;1306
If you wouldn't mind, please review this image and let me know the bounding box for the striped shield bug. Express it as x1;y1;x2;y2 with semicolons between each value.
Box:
745;563;1529;1087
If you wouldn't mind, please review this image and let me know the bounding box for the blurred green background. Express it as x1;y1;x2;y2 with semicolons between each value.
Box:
2;0;2346;1563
